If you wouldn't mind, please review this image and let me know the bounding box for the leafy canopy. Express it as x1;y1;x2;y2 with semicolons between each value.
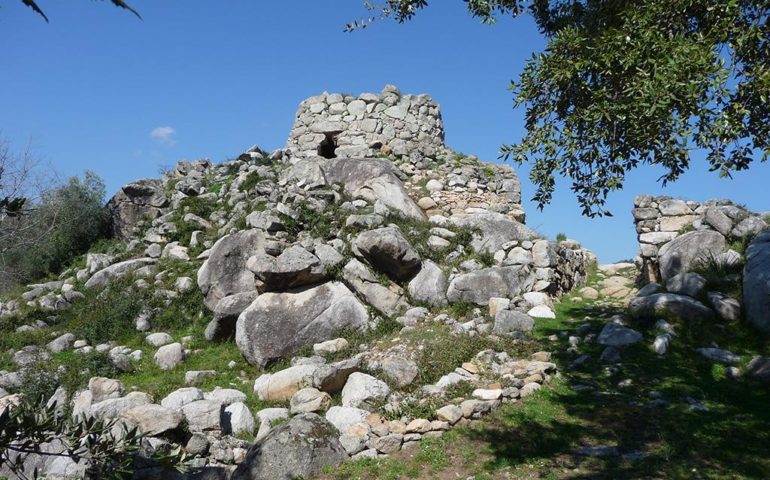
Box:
18;0;140;22
353;1;770;216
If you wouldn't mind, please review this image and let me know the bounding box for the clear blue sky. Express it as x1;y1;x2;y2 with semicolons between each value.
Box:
2;1;768;263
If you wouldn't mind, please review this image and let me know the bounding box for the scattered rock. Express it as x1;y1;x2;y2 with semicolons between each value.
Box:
154;342;185;370
341;373;390;409
290;388;332;414
597;323;643;347
628;293;715;323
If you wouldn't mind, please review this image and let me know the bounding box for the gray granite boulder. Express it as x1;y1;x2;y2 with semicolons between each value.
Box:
204;291;259;341
628;293;715;322
744;232;770;332
658;231;725;281
447;265;535;305
107;179;167;240
236;282;369;368
597;323;643;347
282;157;425;220
84;258;156;289
354;227;421;281
493;310;535;335
197;229;265;310
247;245;327;291
449;210;537;254
407;260;448;306
341;259;408;316
232;413;347;480
665;272;707;299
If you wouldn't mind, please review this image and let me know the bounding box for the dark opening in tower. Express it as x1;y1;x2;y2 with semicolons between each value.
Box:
318;132;339;159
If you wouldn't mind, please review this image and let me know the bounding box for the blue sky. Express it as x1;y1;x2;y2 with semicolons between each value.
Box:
2;1;769;263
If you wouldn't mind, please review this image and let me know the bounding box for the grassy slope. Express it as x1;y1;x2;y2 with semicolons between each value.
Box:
319;269;770;480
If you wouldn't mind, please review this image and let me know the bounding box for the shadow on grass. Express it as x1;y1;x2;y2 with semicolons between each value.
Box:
463;302;770;479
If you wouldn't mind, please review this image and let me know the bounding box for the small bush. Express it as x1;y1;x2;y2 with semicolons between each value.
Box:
556;232;567;242
70;278;145;345
239;171;262;192
1;171;110;293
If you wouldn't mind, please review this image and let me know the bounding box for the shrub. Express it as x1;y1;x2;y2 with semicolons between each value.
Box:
556;232;567;242
0;399;186;479
70;277;145;345
0;171;110;293
238;171;262;192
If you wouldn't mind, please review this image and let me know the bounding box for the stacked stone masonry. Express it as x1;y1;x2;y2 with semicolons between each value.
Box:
286;85;445;162
633;195;768;283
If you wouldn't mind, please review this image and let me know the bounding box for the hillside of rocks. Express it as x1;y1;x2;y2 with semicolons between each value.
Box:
0;86;596;479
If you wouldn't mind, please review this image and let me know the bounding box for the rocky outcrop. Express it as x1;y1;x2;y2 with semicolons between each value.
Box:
282;156;426;220
447;266;535;305
744;231;770;332
236;282;369;367
449;210;537;254
107;179;168;240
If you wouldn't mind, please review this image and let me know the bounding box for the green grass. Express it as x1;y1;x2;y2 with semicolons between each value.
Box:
321;431;459;480
238;170;262;193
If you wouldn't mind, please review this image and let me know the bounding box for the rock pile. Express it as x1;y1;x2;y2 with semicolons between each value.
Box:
0;86;597;478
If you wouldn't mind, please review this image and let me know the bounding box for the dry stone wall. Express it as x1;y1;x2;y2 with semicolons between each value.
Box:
633;195;768;283
286;85;445;163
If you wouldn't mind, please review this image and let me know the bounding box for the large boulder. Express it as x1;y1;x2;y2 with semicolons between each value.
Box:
84;258;156;289
407;260;448;306
107;179;167;240
197;229;266;310
493;310;535;335
247;245;327;291
658;231;726;281
447;265;535;305
341;259;408;316
744;231;770;332
449;210;537;254
628;293;716;322
236;282;368;367
232;413;347;480
282;157;425;220
354;227;421;281
597;323;643;347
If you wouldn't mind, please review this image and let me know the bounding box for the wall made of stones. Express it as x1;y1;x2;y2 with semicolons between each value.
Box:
286;85;445;162
633;195;767;283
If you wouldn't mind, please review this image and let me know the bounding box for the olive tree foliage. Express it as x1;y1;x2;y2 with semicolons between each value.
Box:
0;140;55;290
0;141;110;293
0;399;185;479
17;0;140;22
351;1;770;216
